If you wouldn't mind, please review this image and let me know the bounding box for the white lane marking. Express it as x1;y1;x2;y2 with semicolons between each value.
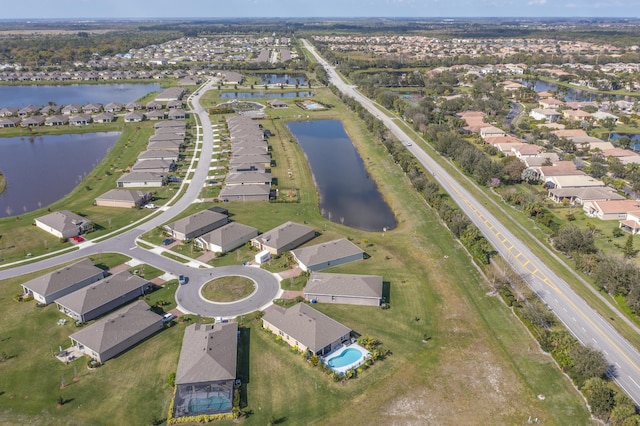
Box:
629;376;640;389
129;246;137;250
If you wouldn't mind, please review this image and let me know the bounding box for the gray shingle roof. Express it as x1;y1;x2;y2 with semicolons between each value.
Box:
69;300;161;354
165;210;228;237
55;271;148;316
175;322;238;385
262;303;351;353
304;272;383;299
197;222;258;247
219;184;271;198
22;258;104;297
96;189;150;204
292;238;364;268
252;221;315;251
36;210;91;235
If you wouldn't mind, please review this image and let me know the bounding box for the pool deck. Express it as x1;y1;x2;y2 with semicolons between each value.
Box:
322;342;370;374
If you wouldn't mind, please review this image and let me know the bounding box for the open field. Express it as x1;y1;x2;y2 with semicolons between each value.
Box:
0;86;593;424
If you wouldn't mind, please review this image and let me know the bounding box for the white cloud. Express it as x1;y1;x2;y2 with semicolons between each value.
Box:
528;0;548;5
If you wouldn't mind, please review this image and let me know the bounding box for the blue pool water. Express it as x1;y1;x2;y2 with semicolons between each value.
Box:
188;396;231;414
327;348;363;368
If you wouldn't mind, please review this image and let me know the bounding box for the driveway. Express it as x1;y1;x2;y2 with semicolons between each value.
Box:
175;265;281;318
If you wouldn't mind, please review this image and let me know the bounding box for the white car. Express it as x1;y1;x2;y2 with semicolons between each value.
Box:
405;141;412;146
144;203;157;209
162;313;175;323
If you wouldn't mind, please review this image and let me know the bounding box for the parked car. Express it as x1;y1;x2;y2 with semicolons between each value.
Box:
144;203;157;209
162;313;176;323
71;236;84;243
162;238;174;246
178;275;187;285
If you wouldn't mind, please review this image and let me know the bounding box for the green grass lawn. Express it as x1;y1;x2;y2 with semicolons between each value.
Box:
0;86;593;424
201;276;255;302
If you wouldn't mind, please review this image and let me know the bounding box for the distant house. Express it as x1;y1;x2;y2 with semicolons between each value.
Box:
268;99;288;109
304;272;383;307
35;210;92;239
172;322;238;418
55;271;151;322
132;159;175;174
262;303;351;356
583;199;640;220
21;258;105;305
20;115;45;127
547;175;605;189
116;172;166;188
69;300;163;363
620;210;640;234
168;109;187;120
480;126;506;139
164;210;229;241
95;189;152;208
83;103;103;113
69;113;92;126
250;221;316;255
146;100;164;111
61;104;82;115
104;102;124;113
530;108;561;123
291;238;365;272
124;111;144;122
17;104;40;117
45;115;69;126
218;184;271;201
155;120;186;130
225;172;272;186
195;222;258;253
92;112;115;123
0;117;21;128
548;186;625;205
145;110;166;120
126;101;142;112
137;150;179;162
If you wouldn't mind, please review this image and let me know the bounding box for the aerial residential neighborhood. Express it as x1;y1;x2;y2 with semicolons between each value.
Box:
4;9;640;426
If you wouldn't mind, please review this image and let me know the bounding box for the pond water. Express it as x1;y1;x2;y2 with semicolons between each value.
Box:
0;132;119;217
254;73;308;85
287;120;397;231
220;91;314;99
520;80;635;103
610;133;640;151
0;83;161;108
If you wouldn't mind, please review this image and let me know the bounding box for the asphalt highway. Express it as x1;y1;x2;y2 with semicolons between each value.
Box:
301;38;640;404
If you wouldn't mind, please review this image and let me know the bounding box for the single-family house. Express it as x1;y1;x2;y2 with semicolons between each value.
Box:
83;103;103;113
124;111;144;122
104;102;123;113
583;199;640;220
20;115;45;127
92;112;115;123
95;189;152;208
154;120;185;130
530;108;561;122
164;210;229;241
35;210;91;239
55;271;151;323
68;300;162;363
620;210;640;234
61;104;82;115
21;258;105;305
592;111;619;124
480;126;506;139
116;172;166;188
268;99;288;109
0;117;21;128
563;109;592;122
145;110;166;120
137;150;179;162
146;100;164;111
172;322;238;418
225;172;272;186
539;98;564;109
194;222;258;253
512;144;543;158
69;113;92;126
291;238;365;272
17;104;40;117
548;186;625;205
147;140;183;151
132;159;175;174
168;109;187;120
218;184;271;201
0;107;18;117
262;303;351;356
228;154;272;168
45;115;69;126
304;272;383;307
547;175;605;189
126;101;142;111
251;221;316;255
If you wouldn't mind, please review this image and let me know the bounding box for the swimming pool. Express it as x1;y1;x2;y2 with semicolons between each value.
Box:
188;396;232;414
323;343;370;373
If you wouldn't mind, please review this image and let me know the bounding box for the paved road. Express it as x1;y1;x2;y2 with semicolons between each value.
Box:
0;79;280;318
176;266;280;317
302;38;640;404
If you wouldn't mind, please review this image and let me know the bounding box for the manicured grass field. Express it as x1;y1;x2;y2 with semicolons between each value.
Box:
0;85;592;424
201;276;255;302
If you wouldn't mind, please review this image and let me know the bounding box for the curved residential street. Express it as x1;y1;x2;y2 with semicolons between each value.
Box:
0;78;281;318
301;38;640;404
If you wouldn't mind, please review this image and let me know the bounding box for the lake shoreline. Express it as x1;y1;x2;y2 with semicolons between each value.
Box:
0;170;5;195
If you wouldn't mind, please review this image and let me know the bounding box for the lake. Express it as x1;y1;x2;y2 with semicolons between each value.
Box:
254;73;308;85
520;80;636;103
610;133;640;151
0;83;161;108
287;120;397;231
0;132;119;217
220;91;314;99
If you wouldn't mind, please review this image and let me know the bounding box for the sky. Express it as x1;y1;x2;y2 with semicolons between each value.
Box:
2;0;640;19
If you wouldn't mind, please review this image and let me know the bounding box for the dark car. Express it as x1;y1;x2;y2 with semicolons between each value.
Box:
162;238;174;246
178;275;187;285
